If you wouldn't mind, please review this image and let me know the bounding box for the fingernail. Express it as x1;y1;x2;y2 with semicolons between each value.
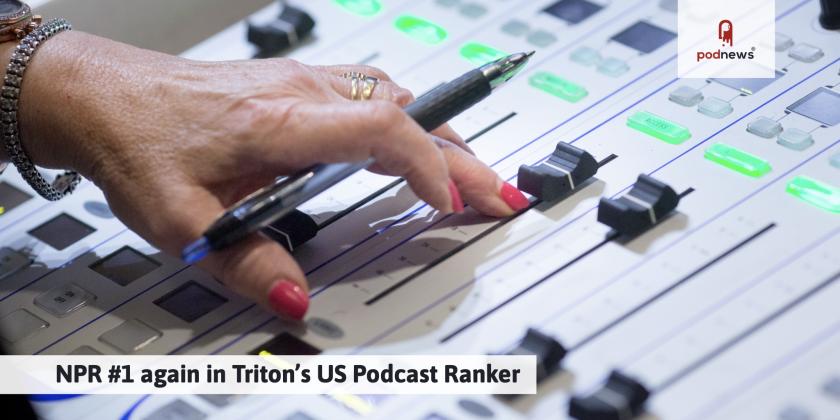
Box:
268;280;309;320
448;180;464;214
500;182;530;211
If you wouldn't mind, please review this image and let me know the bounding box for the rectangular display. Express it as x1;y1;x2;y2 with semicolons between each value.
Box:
0;182;32;215
154;281;227;322
786;87;840;126
89;246;161;286
249;332;322;355
27;213;96;251
711;70;785;95
611;21;676;54
543;0;603;24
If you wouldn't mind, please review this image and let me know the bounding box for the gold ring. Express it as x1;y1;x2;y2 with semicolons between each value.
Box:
342;72;379;101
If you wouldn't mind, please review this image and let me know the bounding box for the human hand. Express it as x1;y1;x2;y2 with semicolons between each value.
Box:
14;32;530;319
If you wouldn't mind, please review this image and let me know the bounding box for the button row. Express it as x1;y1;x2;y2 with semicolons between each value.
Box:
500;19;558;48
668;85;733;119
570;46;630;77
747;116;815;151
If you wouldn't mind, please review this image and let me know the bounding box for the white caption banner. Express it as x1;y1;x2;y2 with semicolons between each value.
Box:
0;355;536;395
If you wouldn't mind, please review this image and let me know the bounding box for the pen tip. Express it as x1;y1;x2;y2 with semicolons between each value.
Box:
525;50;536;58
182;237;210;264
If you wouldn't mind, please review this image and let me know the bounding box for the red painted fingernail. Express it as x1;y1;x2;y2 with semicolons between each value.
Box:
448;180;464;214
500;182;530;211
268;280;309;320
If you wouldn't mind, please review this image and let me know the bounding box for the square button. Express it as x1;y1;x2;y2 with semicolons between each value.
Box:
197;394;237;408
0;182;32;216
779;406;811;420
543;0;603;25
70;345;102;355
145;399;206;420
597;57;629;77
831;153;840;169
90;246;160;286
459;3;487;19
668;86;704;106
527;30;557;48
34;283;96;317
788;43;824;63
570;46;601;66
775;33;794;51
154;281;227;323
823;376;840;399
28;213;96;251
777;128;814;151
0;247;32;281
746;117;783;138
0;309;48;343
501;20;530;37
698;97;733;118
434;0;459;7
98;319;161;353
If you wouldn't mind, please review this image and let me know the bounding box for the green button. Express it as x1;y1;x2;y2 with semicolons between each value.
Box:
786;176;840;213
626;111;691;144
529;72;588;103
334;0;383;17
459;42;507;65
704;143;772;178
394;15;448;45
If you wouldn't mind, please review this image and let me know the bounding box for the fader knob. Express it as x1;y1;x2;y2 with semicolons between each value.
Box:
597;174;680;237
261;209;318;252
517;142;599;202
820;0;840;29
568;370;650;420
247;3;316;57
507;328;567;382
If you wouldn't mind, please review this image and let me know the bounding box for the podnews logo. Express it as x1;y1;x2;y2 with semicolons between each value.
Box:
695;19;756;62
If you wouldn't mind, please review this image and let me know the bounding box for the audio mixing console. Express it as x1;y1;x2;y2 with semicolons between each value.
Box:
1;0;839;419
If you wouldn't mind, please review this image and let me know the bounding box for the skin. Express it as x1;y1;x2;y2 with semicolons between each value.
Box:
0;31;525;317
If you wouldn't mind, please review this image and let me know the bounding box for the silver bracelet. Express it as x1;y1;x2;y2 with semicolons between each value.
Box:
2;18;80;201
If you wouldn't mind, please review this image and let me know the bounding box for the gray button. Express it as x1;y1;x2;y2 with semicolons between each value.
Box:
597;57;629;77
746;117;783;138
307;317;345;339
775;33;794;51
285;412;316;420
777;128;814;150
527;30;557;48
668;86;704;106
570;46;601;66
84;201;115;219
500;20;530;37
90;246;161;286
698;97;733;118
788;43;824;63
435;0;460;7
28;213;96;251
459;3;487;18
822;376;840;399
70;345;103;355
0;181;32;214
778;405;811;420
154;281;227;323
831;153;840;169
0;247;32;281
197;394;236;408
99;319;161;353
34;283;96;317
0;309;48;343
143;399;206;420
457;399;494;418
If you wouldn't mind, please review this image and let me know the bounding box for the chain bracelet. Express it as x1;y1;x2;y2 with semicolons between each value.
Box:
2;18;79;201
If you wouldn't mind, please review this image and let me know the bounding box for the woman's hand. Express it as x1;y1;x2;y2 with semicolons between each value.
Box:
11;32;530;319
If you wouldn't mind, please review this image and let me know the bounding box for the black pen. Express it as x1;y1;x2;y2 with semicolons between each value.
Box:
182;51;534;263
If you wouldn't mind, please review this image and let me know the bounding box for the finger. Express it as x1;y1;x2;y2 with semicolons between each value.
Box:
432;123;473;155
270;100;456;213
163;189;310;320
314;64;394;81
325;76;415;105
434;137;530;217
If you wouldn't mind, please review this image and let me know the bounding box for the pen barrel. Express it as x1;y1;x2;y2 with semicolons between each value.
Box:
405;69;491;132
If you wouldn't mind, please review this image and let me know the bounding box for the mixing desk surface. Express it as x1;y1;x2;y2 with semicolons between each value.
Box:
1;0;839;419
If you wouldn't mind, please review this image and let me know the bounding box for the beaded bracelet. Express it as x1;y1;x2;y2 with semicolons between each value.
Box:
2;18;80;200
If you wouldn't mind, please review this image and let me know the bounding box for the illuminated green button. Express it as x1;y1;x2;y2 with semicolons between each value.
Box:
529;72;588;103
704;143;772;178
334;0;382;17
459;42;507;65
626;111;691;144
786;176;840;213
394;15;448;45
